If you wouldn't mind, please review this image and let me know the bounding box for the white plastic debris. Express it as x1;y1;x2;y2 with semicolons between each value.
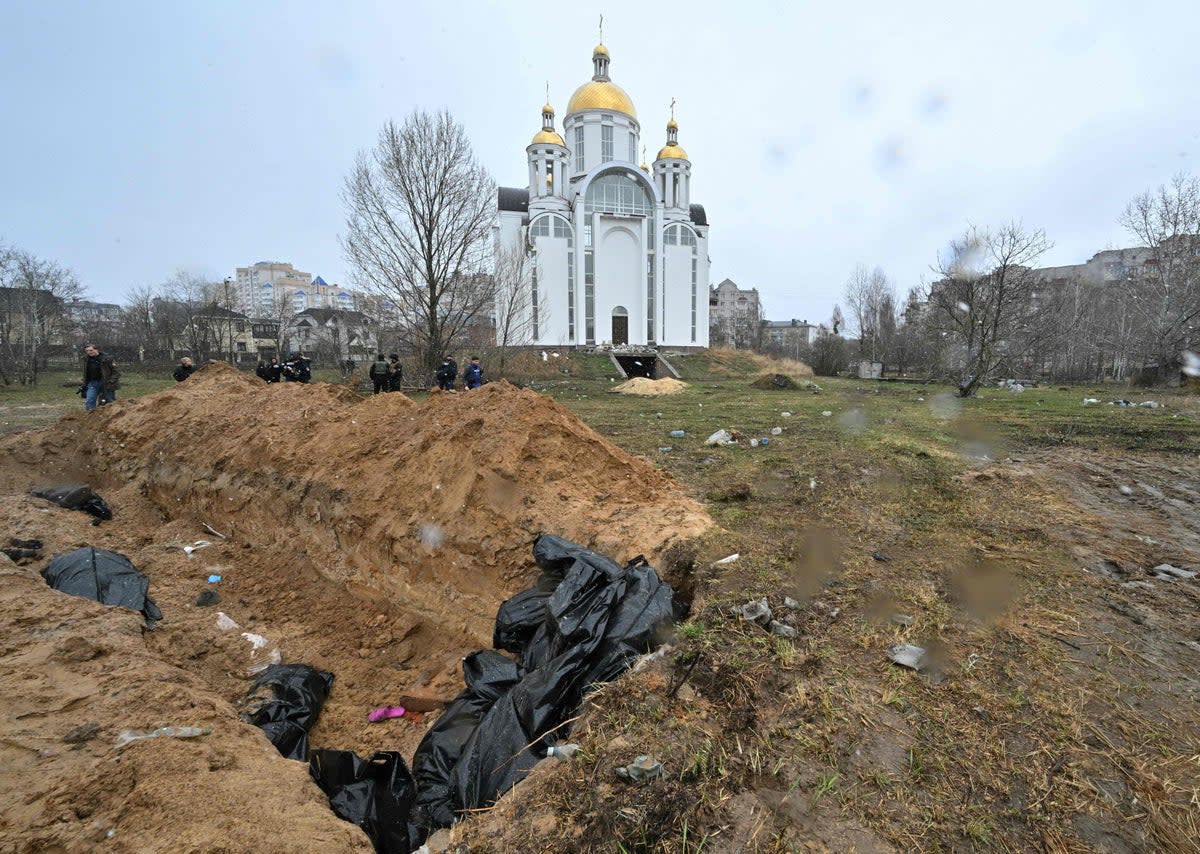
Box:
780;411;792;418
1140;400;1161;409
242;632;269;650
770;427;783;435
115;725;211;749
821;410;832;417
713;553;740;565
1082;398;1100;405
1010;383;1024;393
216;612;239;631
886;643;927;671
706;429;736;446
182;539;213;557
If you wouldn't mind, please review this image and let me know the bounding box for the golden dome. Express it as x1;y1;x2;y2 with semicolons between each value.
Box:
667;118;678;130
542;103;555;114
593;43;610;57
531;129;566;146
656;143;689;160
567;80;636;118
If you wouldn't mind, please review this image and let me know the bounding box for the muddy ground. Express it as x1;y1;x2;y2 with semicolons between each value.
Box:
1;365;1197;853
0;364;709;853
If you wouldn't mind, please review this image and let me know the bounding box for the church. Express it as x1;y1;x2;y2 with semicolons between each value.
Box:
496;41;711;348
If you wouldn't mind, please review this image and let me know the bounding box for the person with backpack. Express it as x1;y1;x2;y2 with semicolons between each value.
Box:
369;353;391;395
386;354;403;392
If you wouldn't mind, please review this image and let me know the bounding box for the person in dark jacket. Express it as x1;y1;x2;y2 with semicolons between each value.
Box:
435;358;456;391
255;360;270;381
80;343;120;411
283;354;311;383
464;356;483;389
386;354;403;392
368;353;391;395
173;356;195;382
266;357;283;383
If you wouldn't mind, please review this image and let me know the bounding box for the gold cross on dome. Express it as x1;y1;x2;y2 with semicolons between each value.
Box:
670;97;676;120
599;14;604;43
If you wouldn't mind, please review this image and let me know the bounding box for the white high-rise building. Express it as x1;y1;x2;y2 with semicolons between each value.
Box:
234;262;361;316
495;41;710;348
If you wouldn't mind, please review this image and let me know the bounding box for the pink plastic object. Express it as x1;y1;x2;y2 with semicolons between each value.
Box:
368;705;407;723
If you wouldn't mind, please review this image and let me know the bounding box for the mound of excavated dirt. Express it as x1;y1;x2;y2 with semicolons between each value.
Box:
610;377;689;396
0;362;711;852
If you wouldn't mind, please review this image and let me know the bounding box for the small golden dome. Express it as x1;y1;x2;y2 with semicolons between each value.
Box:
640;162;650;173
656;143;689;161
567;80;636;118
667;118;678;130
593;43;610;58
542;103;555;114
530;129;566;146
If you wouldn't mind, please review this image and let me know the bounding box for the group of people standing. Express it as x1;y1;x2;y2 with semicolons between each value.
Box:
435;356;483;392
253;354;311;383
368;354;404;394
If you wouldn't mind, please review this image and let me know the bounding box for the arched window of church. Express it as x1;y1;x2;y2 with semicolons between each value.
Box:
585;171;653;216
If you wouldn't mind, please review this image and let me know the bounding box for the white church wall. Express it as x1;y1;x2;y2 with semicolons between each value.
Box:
533;236;569;344
663;243;694;345
595;220;643;344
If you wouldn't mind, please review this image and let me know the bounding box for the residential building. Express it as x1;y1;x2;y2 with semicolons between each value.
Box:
495;40;711;348
708;278;762;348
763;318;825;349
234;262;367;316
287;308;376;366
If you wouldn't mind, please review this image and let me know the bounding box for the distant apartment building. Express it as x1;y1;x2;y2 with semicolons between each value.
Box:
763;318;825;350
234;261;368;317
1033;247;1158;286
708;278;763;349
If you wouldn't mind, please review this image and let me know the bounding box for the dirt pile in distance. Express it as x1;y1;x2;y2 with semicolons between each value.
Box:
611;377;689;396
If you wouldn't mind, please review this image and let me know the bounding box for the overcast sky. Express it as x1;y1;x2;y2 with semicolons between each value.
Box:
2;0;1197;325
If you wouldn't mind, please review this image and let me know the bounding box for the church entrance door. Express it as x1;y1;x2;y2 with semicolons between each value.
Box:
611;307;629;345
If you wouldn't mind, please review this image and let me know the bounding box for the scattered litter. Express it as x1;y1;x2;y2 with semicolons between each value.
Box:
736;597;772;627
216;612;239;630
1112;399;1134;407
821;410;832;417
1150;564;1196;580
309;750;420;854
1121;580;1155;590
368;705;407;723
632;645;670;673
2;536;43;563
180;540;212;557
759;438;770;446
706;429;736;446
1010;383;1025;393
657;447;673;453
206;574;222;584
1118;485;1134;496
750;438;760;447
1082;398;1100;405
242;632;269;650
873;551;891;562
780;411;792;418
886;643;927;671
30;484;113;520
768;620;797;639
770;427;783;435
1140;400;1161;409
241;664;334;760
828;607;841;620
713;553;740;566
615;755;664;784
668;429;685;438
889;614;914;627
202;522;228;539
41;547;161;627
546;742;581;760
782;596;799;610
114;725;211;749
809;478;818;490
916;397;925;402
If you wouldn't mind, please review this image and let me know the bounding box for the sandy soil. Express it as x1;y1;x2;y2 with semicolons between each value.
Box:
0;363;711;853
610;377;689;396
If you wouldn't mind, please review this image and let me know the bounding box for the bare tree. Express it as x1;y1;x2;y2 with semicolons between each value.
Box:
342;110;496;381
1119;172;1200;383
927;223;1053;397
119;284;160;362
844;265;895;364
492;231;540;375
0;242;83;385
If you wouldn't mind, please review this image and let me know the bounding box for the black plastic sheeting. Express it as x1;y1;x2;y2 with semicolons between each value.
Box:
309;750;420;854
41;547;161;627
30;484;113;520
407;534;686;839
241;664;334;761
